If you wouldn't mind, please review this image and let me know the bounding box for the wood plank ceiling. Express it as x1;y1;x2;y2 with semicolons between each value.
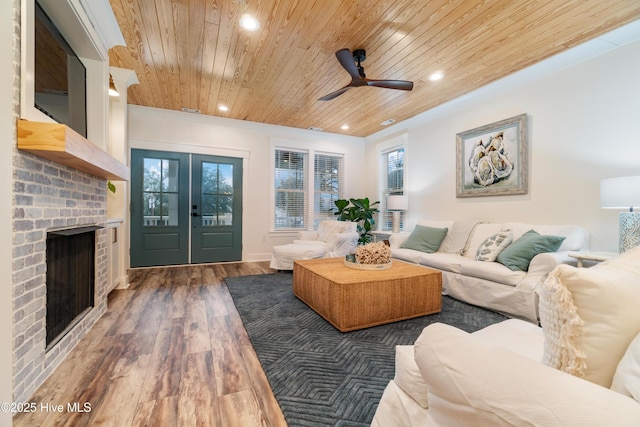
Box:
108;0;640;137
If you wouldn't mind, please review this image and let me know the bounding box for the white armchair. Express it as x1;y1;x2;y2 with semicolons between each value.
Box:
270;220;359;270
372;247;640;426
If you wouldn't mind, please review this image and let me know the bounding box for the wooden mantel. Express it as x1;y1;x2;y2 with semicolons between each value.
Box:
17;120;129;181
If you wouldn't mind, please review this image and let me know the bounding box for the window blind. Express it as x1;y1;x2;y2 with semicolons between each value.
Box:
274;149;308;230
314;153;343;227
379;147;405;231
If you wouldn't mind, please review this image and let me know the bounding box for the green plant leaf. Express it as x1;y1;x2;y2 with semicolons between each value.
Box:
351;198;365;209
332;197;380;244
334;199;349;212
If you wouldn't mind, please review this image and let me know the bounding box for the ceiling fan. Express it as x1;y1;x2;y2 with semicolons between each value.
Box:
318;48;414;101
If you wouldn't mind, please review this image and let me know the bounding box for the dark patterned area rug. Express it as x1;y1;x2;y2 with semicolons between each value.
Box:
225;272;507;427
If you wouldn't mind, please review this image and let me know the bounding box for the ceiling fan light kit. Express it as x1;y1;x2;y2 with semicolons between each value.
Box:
318;48;414;101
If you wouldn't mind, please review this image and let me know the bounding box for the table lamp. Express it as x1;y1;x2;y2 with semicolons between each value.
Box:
387;195;408;233
600;176;640;252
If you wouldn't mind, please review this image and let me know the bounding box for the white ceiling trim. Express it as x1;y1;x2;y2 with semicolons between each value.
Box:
78;0;125;50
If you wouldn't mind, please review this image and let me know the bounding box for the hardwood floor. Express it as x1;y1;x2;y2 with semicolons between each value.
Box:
14;262;288;427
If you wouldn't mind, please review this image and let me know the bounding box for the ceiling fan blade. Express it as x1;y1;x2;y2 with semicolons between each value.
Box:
320;49;412;101
318;85;352;101
366;79;414;91
335;48;362;81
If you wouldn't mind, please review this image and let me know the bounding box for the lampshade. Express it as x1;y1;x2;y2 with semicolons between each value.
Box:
600;176;640;210
387;195;408;211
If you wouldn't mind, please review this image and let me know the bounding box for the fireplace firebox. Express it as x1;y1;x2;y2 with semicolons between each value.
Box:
45;225;101;348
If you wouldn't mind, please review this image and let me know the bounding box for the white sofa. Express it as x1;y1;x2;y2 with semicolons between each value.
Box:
372;246;640;426
270;220;359;270
390;220;589;322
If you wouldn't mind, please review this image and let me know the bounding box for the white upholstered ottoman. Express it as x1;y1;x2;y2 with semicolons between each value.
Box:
270;243;326;270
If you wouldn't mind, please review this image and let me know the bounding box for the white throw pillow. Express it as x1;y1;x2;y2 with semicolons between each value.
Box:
475;230;513;262
440;220;483;254
611;330;640;402
317;220;352;242
539;246;640;387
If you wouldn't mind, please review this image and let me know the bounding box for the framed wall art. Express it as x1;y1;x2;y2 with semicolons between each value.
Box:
456;113;527;198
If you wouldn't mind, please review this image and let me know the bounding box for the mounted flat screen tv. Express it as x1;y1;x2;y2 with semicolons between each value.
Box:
34;0;87;137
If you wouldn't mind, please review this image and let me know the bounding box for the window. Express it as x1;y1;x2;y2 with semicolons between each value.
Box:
314;154;343;226
274;150;307;230
273;148;344;231
380;147;405;230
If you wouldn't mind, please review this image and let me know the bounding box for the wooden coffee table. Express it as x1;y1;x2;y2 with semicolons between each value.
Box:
293;257;442;332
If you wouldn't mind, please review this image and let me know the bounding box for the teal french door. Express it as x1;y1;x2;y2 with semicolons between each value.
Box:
130;149;243;267
191;154;242;264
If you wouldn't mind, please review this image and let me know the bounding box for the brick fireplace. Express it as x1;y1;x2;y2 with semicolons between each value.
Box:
12;150;109;402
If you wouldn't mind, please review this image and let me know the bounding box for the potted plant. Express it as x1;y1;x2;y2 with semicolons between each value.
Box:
333;197;380;244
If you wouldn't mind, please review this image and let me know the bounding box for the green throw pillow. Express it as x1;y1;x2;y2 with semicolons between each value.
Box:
496;229;566;271
401;225;448;253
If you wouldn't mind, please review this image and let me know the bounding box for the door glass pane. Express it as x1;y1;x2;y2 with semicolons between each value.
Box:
143;157;180;227
143;192;161;225
201;162;234;226
218;195;232;225
219;164;233;189
162;160;179;192
202;194;216;225
162;193;179;226
202;162;218;194
143;158;161;191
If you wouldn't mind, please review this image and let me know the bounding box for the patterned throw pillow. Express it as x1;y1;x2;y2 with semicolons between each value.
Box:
475;230;513;262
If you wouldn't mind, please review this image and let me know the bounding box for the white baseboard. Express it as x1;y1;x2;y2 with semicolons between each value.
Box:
114;274;130;289
244;252;272;262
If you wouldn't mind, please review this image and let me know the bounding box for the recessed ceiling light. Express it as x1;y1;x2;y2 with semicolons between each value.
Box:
341;124;349;130
429;71;444;81
239;14;259;31
218;104;229;112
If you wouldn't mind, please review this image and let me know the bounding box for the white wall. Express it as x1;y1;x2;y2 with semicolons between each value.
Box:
128;106;366;262
365;37;640;252
1;1;16;423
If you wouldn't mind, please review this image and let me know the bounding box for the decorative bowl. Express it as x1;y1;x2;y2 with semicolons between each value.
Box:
344;260;392;270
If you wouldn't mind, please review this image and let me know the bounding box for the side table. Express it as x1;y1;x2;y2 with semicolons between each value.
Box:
568;251;618;267
371;230;394;244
